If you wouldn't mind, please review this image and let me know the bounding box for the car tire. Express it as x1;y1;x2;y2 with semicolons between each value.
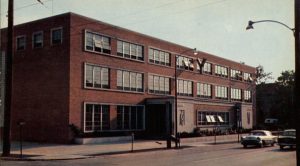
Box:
243;144;247;148
280;145;284;150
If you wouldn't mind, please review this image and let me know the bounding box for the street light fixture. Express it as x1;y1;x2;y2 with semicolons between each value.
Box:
246;19;299;164
174;48;205;148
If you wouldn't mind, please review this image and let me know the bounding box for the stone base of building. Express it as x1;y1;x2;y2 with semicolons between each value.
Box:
74;136;132;144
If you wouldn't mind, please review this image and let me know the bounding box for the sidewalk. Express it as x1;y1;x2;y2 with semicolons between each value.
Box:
0;133;246;161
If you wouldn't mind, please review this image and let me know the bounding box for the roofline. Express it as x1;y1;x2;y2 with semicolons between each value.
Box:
3;12;255;69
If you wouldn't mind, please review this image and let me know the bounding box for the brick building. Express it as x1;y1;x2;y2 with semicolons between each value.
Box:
0;13;256;143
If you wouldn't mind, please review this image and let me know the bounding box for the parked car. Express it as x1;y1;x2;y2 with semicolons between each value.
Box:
241;130;277;148
278;129;296;150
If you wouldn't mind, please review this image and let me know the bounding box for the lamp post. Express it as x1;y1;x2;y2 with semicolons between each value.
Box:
246;12;299;164
174;48;199;148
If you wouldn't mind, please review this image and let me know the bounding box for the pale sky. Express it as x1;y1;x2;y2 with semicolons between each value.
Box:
0;0;294;80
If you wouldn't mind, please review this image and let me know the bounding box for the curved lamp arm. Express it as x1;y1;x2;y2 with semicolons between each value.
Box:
246;20;295;35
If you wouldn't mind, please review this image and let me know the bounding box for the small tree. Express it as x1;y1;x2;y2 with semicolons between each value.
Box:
255;65;273;84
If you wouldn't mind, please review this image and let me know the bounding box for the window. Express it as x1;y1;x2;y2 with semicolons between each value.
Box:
51;27;63;45
231;69;242;81
197;83;212;98
117;105;145;130
215;65;228;77
85;31;111;54
85;64;109;89
231;88;242;101
177;55;194;71
148;74;170;95
149;48;170;66
117;70;143;92
244;72;252;82
117;40;143;61
177;79;193;96
32;31;43;48
84;104;110;132
244;90;252;102
16;36;26;50
197;62;212;74
215;86;228;99
197;111;229;125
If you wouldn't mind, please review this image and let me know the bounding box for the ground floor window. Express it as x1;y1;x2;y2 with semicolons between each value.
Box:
197;111;229;126
117;105;145;130
84;104;110;132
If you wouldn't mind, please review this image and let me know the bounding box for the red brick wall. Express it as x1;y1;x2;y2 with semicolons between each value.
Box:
7;14;71;143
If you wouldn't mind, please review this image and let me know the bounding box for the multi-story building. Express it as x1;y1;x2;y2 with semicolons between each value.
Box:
0;13;256;143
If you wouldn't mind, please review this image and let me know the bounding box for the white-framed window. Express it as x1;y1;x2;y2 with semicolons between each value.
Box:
177;79;193;96
85;64;109;89
117;40;143;61
231;69;242;81
197;62;212;74
117;105;145;130
16;35;26;50
176;55;194;71
215;65;228;77
149;48;170;66
117;70;143;92
231;88;242;101
84;104;110;132
244;90;252;102
197;83;212;98
197;111;229;126
148;74;170;95
85;30;111;54
215;86;228;99
243;72;252;82
32;31;43;48
51;27;63;45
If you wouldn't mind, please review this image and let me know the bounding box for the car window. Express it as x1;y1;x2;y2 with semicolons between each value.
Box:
283;131;296;136
250;132;266;136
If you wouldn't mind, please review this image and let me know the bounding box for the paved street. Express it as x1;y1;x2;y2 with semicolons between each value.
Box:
1;143;296;166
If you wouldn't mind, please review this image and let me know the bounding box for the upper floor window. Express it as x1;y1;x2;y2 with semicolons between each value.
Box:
148;74;170;95
197;83;212;98
244;90;252;102
32;31;43;48
177;79;193;96
51;27;63;45
215;65;228;77
149;48;170;66
215;86;228;99
197;62;212;74
16;36;26;50
117;40;143;61
177;56;194;71
244;72;252;82
85;31;111;54
231;69;242;81
117;70;143;92
85;64;109;89
231;88;242;101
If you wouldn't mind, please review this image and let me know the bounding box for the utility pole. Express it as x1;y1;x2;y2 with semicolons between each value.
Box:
2;0;13;157
295;0;300;165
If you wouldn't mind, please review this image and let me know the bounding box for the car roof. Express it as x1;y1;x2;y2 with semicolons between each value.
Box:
284;129;296;132
251;130;269;132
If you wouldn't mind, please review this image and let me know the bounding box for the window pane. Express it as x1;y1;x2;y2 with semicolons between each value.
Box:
123;71;130;89
85;65;93;87
148;75;153;91
94;67;101;88
101;68;109;88
117;70;123;89
137;73;143;91
85;104;93;131
130;72;137;90
117;41;123;54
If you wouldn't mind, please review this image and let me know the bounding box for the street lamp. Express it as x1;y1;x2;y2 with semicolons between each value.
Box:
246;19;299;164
174;48;206;148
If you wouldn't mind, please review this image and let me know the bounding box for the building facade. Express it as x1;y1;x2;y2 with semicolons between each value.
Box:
0;13;256;143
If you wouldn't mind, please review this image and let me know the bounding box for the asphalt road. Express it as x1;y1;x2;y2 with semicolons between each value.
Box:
0;143;296;166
